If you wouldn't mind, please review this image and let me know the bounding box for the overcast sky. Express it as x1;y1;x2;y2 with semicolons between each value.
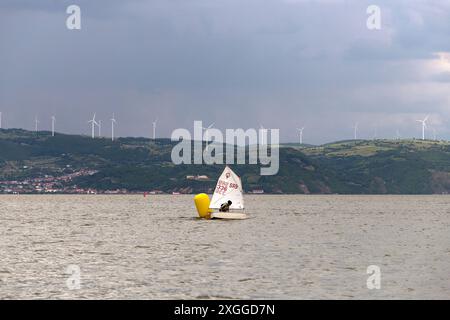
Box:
1;0;450;144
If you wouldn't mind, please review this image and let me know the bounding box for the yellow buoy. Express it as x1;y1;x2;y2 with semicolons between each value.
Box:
194;193;213;219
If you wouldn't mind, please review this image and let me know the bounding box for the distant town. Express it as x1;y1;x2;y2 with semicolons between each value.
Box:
0;170;265;195
0;169;101;194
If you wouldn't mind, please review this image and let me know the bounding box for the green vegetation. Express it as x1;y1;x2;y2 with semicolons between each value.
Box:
1;128;450;194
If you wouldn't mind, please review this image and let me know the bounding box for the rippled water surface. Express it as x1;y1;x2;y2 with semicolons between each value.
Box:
0;195;449;299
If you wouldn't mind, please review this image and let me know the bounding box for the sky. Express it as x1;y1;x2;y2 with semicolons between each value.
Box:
1;0;450;144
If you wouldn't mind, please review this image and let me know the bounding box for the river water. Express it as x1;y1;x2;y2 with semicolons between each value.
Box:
0;195;449;299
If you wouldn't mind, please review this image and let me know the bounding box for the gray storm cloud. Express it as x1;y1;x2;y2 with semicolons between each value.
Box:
1;0;450;143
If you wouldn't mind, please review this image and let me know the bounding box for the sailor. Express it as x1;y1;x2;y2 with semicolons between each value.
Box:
219;200;232;212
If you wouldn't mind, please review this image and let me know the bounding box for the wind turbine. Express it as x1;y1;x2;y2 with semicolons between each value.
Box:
51;116;56;137
352;122;358;140
98;120;102;137
0;112;2;129
396;129;401;140
296;127;305;144
111;113;117;141
152;118;158;140
202;122;215;144
259;124;267;145
432;128;437;141
88;113;99;139
34;116;39;133
416;115;429;140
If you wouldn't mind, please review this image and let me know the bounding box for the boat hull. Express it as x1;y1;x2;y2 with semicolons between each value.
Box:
210;212;248;220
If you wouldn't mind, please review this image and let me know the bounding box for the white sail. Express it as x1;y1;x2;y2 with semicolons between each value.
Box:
209;166;244;210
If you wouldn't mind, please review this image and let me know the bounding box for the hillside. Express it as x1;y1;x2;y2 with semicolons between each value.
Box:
1;128;450;194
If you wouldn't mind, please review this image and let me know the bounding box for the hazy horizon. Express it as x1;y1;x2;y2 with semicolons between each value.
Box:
2;125;446;147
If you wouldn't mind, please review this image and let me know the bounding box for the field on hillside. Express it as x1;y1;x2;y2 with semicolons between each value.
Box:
2;129;450;194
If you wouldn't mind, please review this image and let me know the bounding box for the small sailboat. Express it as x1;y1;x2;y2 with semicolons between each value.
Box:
194;166;248;220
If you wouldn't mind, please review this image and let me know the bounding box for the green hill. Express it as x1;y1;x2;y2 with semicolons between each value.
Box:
1;129;450;194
